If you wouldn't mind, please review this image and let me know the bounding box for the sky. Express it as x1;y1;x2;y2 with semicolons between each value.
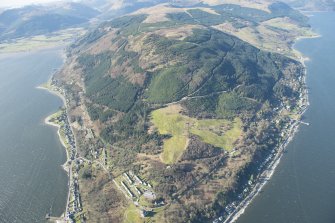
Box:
0;0;70;8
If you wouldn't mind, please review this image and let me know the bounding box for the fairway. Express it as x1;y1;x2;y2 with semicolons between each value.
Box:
151;105;243;164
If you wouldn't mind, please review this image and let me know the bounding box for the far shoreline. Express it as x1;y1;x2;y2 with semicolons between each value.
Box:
0;45;67;61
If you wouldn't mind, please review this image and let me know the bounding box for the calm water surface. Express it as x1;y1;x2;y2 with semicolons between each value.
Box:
236;12;335;223
0;50;68;222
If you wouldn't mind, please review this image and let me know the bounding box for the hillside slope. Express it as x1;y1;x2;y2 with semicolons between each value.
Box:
281;0;335;11
54;1;312;222
0;2;100;41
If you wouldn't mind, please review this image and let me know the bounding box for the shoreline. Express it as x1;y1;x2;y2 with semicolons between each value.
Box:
44;114;71;172
223;115;303;223
0;45;67;60
37;81;72;222
37;85;66;105
221;32;320;223
37;82;70;169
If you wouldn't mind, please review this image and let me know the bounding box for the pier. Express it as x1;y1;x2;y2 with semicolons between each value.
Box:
45;214;66;222
300;121;310;126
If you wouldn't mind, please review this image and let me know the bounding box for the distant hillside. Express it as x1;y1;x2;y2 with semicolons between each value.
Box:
0;2;100;41
81;0;335;23
83;0;170;20
281;0;335;11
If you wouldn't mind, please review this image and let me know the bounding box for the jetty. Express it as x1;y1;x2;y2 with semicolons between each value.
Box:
45;213;66;222
300;121;310;126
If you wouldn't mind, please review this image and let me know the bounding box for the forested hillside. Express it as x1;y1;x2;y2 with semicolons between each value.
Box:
55;1;311;222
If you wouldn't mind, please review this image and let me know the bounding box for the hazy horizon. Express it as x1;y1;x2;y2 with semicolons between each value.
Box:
0;0;71;8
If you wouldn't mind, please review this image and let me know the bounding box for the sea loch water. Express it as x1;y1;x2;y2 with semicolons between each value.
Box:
236;12;335;223
0;50;68;222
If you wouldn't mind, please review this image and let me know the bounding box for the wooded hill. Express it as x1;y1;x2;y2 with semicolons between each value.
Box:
56;1;309;222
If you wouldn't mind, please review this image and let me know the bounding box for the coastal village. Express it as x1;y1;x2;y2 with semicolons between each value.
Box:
44;80;166;222
43;83;84;222
46;107;165;222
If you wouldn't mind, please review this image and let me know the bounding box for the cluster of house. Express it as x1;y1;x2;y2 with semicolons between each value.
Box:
62;123;83;222
67;178;83;222
50;79;88;222
120;171;153;199
52;93;84;221
117;170;168;218
90;147;107;166
218;145;283;221
58;112;76;160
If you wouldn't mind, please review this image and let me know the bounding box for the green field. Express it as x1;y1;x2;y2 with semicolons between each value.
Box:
151;105;243;164
191;118;242;150
151;105;189;164
48;110;63;122
123;203;143;223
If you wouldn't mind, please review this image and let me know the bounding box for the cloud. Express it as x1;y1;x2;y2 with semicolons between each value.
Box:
110;0;125;10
